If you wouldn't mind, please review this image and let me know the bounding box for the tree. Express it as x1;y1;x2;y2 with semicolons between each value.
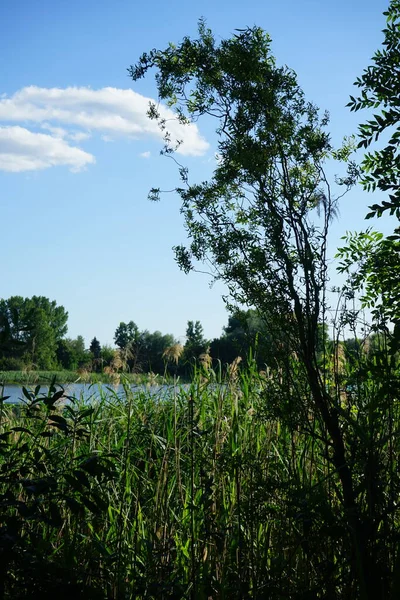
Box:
342;2;400;349
89;337;101;359
184;320;207;361
348;0;400;222
211;308;272;368
130;23;374;594
56;336;87;371
0;296;68;369
89;337;102;372
100;344;116;368
72;335;86;361
129;23;351;353
114;321;139;350
137;330;176;373
56;339;75;370
129;22;342;372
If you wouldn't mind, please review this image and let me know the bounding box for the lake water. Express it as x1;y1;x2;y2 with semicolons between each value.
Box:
0;382;186;405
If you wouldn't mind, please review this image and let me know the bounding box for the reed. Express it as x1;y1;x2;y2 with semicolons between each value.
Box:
0;350;398;598
0;370;165;386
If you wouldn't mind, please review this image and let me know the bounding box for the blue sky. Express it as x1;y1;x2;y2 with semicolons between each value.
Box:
0;0;390;346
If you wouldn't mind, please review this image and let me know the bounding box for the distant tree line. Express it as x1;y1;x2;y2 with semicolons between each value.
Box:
0;295;272;376
0;295;384;377
0;295;285;375
0;295;251;375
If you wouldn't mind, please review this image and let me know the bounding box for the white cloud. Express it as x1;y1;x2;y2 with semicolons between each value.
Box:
40;123;69;138
40;123;91;143
139;151;151;159
0;126;95;172
69;131;91;142
0;86;209;159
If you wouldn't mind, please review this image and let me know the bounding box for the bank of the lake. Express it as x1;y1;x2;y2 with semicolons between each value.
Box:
0;369;166;386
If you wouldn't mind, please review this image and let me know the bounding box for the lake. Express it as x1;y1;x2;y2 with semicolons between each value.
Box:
0;382;186;405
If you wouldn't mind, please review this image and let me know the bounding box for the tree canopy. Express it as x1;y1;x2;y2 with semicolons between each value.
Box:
338;0;400;347
0;296;68;370
348;0;400;222
130;23;384;593
114;321;139;350
129;22;350;359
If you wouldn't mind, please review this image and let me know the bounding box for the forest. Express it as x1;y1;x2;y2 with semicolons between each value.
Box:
0;295;285;379
0;2;399;598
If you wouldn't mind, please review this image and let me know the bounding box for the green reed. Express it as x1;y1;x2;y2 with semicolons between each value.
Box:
0;370;164;386
0;352;399;598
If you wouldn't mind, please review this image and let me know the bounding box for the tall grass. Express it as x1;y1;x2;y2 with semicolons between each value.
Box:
0;351;399;598
0;370;164;386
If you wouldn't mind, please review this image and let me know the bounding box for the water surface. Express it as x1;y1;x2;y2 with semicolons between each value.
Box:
1;382;185;405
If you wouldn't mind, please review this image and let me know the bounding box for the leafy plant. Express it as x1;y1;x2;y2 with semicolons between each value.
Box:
0;382;115;598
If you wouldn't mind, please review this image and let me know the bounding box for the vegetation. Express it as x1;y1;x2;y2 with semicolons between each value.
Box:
348;0;400;223
0;370;161;386
1;3;400;597
0;296;68;370
0;297;288;382
127;11;400;598
0;334;399;599
341;0;400;352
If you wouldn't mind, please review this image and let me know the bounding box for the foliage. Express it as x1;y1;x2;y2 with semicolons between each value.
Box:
0;297;68;370
342;1;400;352
337;229;400;332
130;23;397;596
347;0;400;222
184;320;207;361
89;338;102;372
89;337;101;359
0;382;115;597
137;330;176;373
211;308;271;368
114;321;139;350
99;344;116;367
1;354;400;598
56;336;87;371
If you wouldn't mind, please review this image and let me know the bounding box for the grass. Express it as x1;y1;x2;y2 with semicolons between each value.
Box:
0;357;398;598
0;370;164;386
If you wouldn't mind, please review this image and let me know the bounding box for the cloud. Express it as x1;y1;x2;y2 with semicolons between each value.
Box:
139;151;151;159
41;123;68;138
40;123;91;143
0;86;209;171
0;126;95;172
69;131;91;142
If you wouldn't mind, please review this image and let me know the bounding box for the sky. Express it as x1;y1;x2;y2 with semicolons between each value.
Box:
0;0;391;346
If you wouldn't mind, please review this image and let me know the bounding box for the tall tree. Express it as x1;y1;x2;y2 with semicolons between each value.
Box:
0;296;68;369
184;320;207;361
89;337;102;372
114;321;139;350
137;330;176;373
89;337;101;359
130;23;373;595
